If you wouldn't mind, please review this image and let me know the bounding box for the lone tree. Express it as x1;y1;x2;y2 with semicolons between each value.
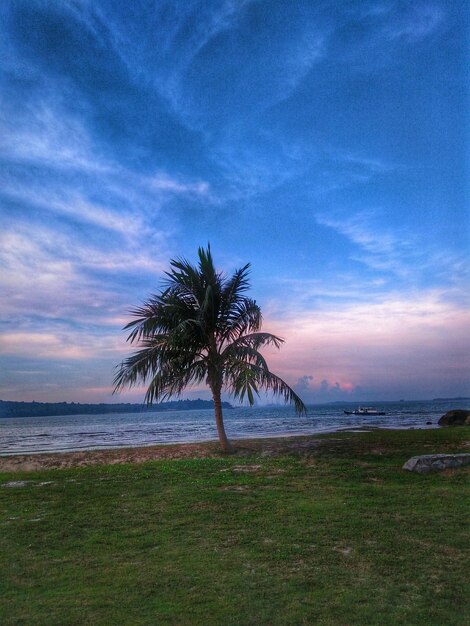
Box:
114;246;306;452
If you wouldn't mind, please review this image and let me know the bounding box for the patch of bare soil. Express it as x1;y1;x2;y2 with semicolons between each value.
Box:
0;442;223;472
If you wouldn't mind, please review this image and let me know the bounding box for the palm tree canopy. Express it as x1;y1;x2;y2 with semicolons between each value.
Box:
114;246;306;415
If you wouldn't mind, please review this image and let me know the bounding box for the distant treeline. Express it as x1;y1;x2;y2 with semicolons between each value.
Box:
0;399;233;419
433;397;470;402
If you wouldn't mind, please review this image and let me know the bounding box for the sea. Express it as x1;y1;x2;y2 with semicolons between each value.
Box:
0;399;466;456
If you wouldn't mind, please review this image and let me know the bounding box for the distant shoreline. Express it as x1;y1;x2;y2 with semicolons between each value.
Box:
0;398;233;419
1;395;468;421
1;397;468;419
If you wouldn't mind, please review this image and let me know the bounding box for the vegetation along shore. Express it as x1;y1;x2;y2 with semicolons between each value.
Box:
0;399;233;419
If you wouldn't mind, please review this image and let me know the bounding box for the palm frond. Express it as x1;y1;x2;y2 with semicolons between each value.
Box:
226;360;307;415
232;365;259;405
143;358;208;404
225;332;285;353
220;263;251;324
224;345;269;370
219;299;262;343
197;244;220;289
113;345;161;391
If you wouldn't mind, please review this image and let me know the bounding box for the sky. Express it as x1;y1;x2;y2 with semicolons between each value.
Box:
0;0;468;405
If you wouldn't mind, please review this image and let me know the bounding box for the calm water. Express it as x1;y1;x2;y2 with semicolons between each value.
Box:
0;400;465;455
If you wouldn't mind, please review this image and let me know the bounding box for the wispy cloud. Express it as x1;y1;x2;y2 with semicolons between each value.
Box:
145;172;211;197
2;185;143;239
0;94;110;174
82;1;258;124
333;1;445;74
316;210;416;276
384;4;443;41
89;1;326;131
328;149;396;176
0;219;167;332
1;333;96;360
315;209;469;297
0;85;216;325
211;137;306;199
266;275;390;316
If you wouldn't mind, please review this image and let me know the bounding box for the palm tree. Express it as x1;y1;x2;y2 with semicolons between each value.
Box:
114;245;306;452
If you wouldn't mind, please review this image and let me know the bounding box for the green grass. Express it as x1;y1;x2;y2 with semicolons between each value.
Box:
1;428;469;625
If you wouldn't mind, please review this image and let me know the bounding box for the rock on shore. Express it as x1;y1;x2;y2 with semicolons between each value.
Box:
438;409;470;426
403;453;470;473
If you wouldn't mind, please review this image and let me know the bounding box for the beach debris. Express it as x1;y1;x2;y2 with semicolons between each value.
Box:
1;480;55;488
403;453;470;474
1;480;31;488
231;464;262;473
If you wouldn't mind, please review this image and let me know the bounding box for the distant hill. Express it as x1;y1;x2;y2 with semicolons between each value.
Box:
432;397;470;402
329;398;470;405
0;399;233;419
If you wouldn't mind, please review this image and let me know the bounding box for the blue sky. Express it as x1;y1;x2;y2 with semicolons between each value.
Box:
1;0;468;404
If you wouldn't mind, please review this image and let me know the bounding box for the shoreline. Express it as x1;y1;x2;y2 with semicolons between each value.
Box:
1;421;440;461
0;424;364;458
0;431;362;472
0;425;440;473
1;399;449;462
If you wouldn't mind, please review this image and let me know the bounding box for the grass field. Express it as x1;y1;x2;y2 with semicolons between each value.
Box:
1;428;469;625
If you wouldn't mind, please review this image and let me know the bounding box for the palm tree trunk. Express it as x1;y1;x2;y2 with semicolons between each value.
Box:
211;387;233;453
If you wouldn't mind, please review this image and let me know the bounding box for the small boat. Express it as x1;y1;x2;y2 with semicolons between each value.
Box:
343;407;386;416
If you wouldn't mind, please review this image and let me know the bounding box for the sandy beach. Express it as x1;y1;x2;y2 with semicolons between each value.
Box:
0;435;329;472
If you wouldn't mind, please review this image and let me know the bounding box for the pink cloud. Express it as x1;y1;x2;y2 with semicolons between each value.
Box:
262;292;470;400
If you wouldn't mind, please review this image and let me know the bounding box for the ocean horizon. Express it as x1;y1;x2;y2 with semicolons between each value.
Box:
0;399;466;456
